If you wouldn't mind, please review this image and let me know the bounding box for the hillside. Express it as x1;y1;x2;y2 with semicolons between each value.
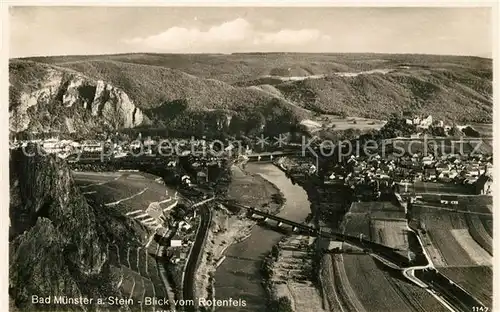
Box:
9;148;167;311
272;67;492;122
9;61;144;136
9;53;493;136
23;52;492;84
9;59;308;137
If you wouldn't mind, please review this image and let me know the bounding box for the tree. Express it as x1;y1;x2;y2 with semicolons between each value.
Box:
378;115;416;139
271;193;285;206
270;297;294;312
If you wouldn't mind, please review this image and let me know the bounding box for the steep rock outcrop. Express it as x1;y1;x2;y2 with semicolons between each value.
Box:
9;148;141;311
9;61;144;135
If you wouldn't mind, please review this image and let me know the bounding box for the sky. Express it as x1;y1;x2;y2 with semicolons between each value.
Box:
9;6;493;58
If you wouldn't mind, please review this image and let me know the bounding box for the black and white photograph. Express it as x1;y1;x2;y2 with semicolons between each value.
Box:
5;3;496;312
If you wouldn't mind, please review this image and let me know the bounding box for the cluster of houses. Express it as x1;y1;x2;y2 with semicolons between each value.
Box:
414;155;491;184
405;115;434;129
162;204;200;264
404;114;452;132
9;134;259;163
316;150;493;200
9;138;104;158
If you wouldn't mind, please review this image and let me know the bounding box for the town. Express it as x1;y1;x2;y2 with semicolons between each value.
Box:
8;9;494;312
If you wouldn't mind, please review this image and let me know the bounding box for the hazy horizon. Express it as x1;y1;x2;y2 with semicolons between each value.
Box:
11;51;494;60
10;7;493;58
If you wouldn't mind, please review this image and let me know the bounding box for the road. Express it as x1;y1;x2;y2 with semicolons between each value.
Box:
402;200;485;312
402;222;456;311
182;203;212;312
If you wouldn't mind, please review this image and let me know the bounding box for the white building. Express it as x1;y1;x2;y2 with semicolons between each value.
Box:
82;140;103;152
144;137;156;146
42;138;65;154
179;221;192;231
130;141;141;149
418;115;433;129
170;240;182;247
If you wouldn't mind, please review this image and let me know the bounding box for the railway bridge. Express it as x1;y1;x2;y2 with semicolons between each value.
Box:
221;201;413;267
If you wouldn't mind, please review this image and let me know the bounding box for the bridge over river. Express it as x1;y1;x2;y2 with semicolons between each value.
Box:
221;201;413;267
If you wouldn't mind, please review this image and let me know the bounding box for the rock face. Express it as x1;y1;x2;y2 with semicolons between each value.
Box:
9;62;144;135
9;148;140;311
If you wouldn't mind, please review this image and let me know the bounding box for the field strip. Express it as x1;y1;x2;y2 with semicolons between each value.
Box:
465;214;492;256
114;244;121;265
158;196;173;204
286;283;297;312
104;187;148;207
385;268;426;311
136;247;141;270
289;284;325;312
140;278;145;312
451;229;491;266
109;243;124;289
126;209;145;216
370;254;401;270
334;255;367;312
427;229;470;267
163;200;179;212
134;212;150;219
439;264;490;268
144;249;149;275
145;233;156;248
149;265;156;299
370;220;408;250
79;174;122;189
144;222;160;228
82;190;97;195
74;171;123;177
126;247;131;268
419;205;492;216
156;245;177;311
370;217;407;221
116;270;124;289
321;256;345;312
406;223;463;312
129;276;136;300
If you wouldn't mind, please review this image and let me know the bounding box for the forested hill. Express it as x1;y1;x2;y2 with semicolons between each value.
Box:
9;53;492;137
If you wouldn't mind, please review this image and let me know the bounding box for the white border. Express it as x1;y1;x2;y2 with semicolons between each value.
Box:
1;2;498;312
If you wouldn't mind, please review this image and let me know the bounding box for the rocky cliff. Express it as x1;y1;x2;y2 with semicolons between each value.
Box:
9;61;144;135
9;148;143;311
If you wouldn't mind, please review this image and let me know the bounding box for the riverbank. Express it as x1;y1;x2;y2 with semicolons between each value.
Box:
195;164;284;309
214;163;313;312
259;159;327;312
273;156;357;312
263;235;326;312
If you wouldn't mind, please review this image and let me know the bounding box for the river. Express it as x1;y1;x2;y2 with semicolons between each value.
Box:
214;163;312;311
